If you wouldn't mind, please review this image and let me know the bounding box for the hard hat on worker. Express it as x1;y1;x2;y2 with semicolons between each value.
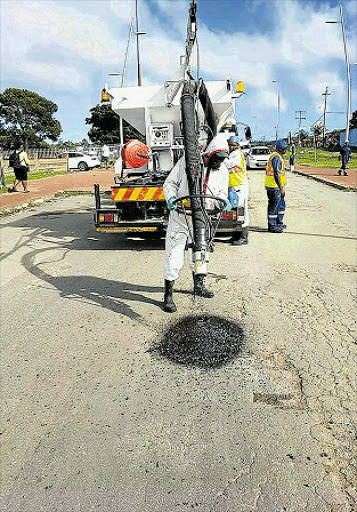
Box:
276;139;287;152
228;136;240;145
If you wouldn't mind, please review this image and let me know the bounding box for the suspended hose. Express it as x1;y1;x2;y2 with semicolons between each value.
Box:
198;79;217;146
181;80;206;267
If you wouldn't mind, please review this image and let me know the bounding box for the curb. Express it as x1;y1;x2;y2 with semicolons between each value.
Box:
292;169;356;191
0;190;98;218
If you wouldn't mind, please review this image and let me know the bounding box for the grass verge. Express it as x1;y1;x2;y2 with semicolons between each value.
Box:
0;170;67;194
286;148;357;169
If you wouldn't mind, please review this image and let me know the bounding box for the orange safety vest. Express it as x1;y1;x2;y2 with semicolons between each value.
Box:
265;152;286;188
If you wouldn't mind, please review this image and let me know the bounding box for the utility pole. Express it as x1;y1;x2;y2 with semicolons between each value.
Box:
326;5;351;143
135;0;141;86
322;86;331;148
272;80;280;141
295;110;306;146
135;0;146;86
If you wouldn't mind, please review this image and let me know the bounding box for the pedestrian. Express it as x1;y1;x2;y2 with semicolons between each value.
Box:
225;135;250;245
338;141;351;176
102;144;110;168
289;143;295;171
265;139;288;233
8;141;30;193
162;134;231;313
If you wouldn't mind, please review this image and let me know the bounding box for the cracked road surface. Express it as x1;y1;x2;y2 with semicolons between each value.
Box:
0;171;356;511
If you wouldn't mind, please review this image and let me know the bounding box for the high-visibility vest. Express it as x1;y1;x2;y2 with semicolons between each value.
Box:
265;151;286;188
228;149;247;187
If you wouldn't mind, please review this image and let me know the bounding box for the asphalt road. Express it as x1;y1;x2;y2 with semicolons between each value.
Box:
1;171;356;511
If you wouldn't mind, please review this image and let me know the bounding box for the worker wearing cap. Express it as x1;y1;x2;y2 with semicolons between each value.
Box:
225;135;250;245
265;139;287;233
162;134;230;313
338;141;351;176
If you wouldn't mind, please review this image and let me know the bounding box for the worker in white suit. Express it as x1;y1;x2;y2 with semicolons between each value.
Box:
225;135;250;245
162;134;231;312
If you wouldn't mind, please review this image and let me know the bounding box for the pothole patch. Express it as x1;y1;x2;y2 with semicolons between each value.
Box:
155;314;245;369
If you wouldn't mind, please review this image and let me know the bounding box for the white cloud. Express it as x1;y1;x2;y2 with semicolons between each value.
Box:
1;0;354;140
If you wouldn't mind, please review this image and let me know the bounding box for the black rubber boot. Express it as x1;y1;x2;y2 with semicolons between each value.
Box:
163;280;177;313
232;227;249;246
268;225;283;233
193;274;214;298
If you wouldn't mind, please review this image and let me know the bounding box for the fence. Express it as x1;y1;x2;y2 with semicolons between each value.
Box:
1;155;68;176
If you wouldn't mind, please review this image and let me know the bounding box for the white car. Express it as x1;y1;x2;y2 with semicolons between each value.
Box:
66;151;101;171
238;141;251;156
246;146;270;169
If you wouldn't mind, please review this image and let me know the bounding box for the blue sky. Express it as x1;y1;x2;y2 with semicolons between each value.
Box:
1;0;356;143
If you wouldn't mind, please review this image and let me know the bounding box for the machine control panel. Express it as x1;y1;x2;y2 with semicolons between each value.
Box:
149;123;174;148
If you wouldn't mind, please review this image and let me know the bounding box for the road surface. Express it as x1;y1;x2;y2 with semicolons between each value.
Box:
1;170;356;511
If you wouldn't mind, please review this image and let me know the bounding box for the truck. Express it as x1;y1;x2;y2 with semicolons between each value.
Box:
94;0;251;239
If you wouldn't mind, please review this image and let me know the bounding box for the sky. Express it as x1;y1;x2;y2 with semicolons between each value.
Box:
1;0;356;143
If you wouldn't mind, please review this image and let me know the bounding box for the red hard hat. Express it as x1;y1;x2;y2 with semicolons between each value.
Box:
121;139;149;168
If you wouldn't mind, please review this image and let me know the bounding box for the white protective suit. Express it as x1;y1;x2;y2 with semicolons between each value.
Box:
163;137;229;281
225;148;250;227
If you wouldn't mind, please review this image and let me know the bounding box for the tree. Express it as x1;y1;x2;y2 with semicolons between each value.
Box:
349;110;357;130
295;128;310;147
85;104;144;145
0;88;62;148
324;129;342;151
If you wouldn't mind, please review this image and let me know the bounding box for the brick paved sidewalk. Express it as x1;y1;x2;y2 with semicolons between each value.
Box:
0;167;115;213
293;164;356;190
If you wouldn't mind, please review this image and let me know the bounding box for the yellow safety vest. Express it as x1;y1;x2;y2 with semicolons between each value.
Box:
228;150;247;187
265;152;286;188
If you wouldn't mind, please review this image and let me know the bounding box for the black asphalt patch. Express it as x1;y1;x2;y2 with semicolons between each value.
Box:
156;314;244;369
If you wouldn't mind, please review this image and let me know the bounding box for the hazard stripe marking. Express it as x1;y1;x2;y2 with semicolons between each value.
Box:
122;188;133;200
153;188;164;200
112;187;165;201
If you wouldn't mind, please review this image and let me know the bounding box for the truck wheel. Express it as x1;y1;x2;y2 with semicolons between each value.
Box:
78;161;88;171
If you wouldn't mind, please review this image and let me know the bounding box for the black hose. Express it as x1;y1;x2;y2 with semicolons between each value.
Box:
181;80;206;259
198;79;217;146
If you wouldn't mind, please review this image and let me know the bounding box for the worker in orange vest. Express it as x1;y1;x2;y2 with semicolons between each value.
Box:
265;139;287;233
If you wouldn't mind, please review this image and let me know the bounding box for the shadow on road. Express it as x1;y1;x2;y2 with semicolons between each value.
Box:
21;248;163;321
248;225;356;240
0;210;165;264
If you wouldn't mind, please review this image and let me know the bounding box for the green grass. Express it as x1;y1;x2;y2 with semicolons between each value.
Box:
0;169;67;193
286;148;357;169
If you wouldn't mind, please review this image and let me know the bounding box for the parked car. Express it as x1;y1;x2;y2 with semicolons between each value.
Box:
66;152;101;171
246;146;270;169
238;141;251;156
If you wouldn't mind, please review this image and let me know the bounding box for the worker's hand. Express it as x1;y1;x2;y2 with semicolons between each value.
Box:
167;196;178;211
223;199;232;212
280;188;285;198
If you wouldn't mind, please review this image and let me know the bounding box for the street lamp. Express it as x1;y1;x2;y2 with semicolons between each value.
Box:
108;72;121;83
326;5;351;143
135;0;146;86
272;80;280;141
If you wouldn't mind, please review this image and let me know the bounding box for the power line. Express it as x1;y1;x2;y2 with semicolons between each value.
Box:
295;110;306;145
